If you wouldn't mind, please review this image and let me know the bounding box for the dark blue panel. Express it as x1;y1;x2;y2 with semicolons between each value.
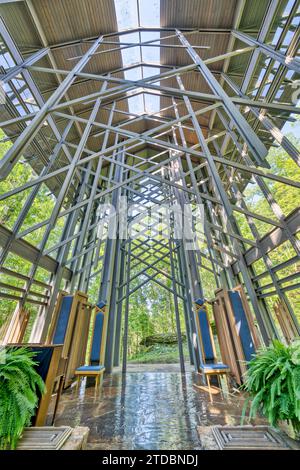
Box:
197;309;215;362
30;347;53;382
26;346;53;424
229;291;255;362
53;295;73;344
97;300;106;310
90;311;104;363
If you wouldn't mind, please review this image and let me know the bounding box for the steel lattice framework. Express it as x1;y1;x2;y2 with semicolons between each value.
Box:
0;0;299;372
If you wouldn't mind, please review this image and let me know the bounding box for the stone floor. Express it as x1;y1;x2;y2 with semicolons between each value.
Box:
52;363;266;450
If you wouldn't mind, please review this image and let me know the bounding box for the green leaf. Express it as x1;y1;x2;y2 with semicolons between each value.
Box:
0;347;45;450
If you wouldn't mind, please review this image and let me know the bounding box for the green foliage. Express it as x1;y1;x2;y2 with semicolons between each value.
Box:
129;342;189;364
0;131;57;334
235;133;300;325
0;347;45;450
140;333;186;346
242;340;300;435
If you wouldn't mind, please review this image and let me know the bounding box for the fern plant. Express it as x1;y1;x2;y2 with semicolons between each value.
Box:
242;339;300;436
0;347;45;450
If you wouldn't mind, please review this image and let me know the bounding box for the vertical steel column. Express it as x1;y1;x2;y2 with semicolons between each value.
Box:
97;149;123;302
97;147;125;372
169;239;185;373
113;241;126;367
175;242;195;365
122;238;132;374
177;240;200;372
104;235;122;372
77;205;99;293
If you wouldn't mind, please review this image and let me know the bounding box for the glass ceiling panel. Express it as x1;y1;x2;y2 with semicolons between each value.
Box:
114;0;161;115
114;0;139;30
144;94;160;115
143;66;159;79
127;94;144;116
120;32;140;66
141;32;161;64
124;66;142;81
138;0;160;27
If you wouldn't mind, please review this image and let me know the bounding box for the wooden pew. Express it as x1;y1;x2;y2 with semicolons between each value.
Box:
3;308;30;343
47;291;93;387
274;299;298;343
212;286;260;384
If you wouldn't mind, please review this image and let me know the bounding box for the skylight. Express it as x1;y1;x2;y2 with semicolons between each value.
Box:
114;0;161;116
0;43;39;118
139;0;160;27
114;0;139;30
120;32;140;66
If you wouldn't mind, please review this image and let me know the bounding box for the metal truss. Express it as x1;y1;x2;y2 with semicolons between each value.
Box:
0;3;300;371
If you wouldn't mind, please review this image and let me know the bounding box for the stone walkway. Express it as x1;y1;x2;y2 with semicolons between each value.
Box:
53;364;265;450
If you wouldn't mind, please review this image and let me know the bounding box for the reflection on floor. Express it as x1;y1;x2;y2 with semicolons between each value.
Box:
52;363;265;450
